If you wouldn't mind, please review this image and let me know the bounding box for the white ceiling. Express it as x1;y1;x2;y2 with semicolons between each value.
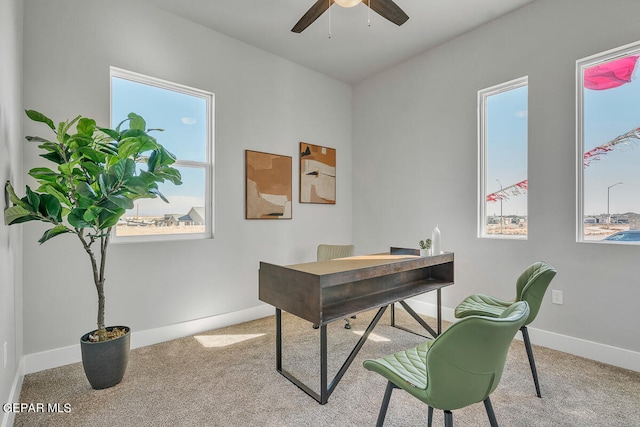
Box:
139;0;536;85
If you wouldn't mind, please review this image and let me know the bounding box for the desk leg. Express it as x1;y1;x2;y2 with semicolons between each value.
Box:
276;308;282;371
276;306;387;405
397;300;439;338
390;303;396;326
437;289;442;335
320;325;328;404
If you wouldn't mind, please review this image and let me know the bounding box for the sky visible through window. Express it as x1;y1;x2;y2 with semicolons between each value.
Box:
111;77;207;217
486;85;528;218
583;59;640;217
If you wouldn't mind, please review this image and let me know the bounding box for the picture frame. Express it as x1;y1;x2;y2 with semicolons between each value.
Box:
245;150;292;219
299;142;336;204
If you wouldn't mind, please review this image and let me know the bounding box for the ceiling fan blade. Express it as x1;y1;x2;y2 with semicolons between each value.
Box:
292;0;335;33
367;0;409;26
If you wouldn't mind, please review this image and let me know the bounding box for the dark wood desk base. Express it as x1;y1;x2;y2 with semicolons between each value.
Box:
262;250;454;404
275;294;443;405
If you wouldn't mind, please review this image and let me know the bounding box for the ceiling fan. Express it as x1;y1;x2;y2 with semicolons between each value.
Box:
291;0;409;33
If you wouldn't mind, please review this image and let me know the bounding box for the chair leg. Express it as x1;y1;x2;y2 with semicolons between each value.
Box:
427;406;433;427
376;381;396;427
344;315;357;329
483;396;499;427
521;326;542;398
443;410;453;427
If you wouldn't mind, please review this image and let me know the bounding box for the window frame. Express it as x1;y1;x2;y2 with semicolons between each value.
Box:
576;41;640;245
478;76;529;240
110;67;214;243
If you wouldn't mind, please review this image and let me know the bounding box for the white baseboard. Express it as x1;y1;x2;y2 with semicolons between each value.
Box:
404;298;640;372
22;300;640;375
1;357;25;427
23;304;274;375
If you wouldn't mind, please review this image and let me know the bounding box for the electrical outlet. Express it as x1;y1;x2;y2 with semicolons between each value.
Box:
552;290;563;305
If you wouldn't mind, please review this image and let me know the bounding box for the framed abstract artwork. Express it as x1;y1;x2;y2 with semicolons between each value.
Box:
299;142;336;204
245;150;292;219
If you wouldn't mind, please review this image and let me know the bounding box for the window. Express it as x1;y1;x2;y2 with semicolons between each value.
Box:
110;67;214;241
478;77;528;238
577;42;640;244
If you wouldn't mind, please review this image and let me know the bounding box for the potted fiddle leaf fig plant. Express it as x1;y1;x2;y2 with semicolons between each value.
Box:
4;110;182;389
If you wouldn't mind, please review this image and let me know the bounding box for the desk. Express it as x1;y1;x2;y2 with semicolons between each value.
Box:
259;249;454;404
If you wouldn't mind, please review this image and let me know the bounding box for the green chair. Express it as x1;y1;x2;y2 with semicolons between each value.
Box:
364;301;530;427
454;261;557;398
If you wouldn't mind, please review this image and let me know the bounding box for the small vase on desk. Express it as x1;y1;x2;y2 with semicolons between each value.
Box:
432;225;441;255
419;248;431;257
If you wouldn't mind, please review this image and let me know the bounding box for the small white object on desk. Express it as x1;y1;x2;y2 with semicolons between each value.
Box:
432;225;441;255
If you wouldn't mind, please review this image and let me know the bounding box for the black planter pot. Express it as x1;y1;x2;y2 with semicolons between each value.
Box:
80;326;130;390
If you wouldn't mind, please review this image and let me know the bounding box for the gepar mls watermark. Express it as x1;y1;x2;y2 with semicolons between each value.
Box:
3;403;71;413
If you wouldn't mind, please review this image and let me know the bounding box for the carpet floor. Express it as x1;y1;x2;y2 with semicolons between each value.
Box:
14;309;640;426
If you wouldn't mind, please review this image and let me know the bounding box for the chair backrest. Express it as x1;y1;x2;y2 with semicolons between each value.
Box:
514;261;557;325
424;301;530;411
317;244;355;261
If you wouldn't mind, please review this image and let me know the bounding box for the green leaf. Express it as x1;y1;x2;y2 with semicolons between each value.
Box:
122;176;148;194
117;136;155;159
76;117;96;136
97;127;119;140
75;181;96;199
97;171;109;195
68;208;92;228
83;206;100;223
155;168;182;185
58;162;75;176
149;187;169;203
107;194;134;210
96;197;120;211
71;168;86;179
128;113;146;131
36;141;60;152
98;208;125;228
110;158;135;181
4;205;38;225
81;161;102;178
25;186;40;212
147;150;158;172
68;134;94;151
76;195;95;209
28;167;60;184
40;151;65;164
159;147;177;166
40;194;62;221
26;136;52;143
5;182;30;209
76;146;106;163
97;143;118;156
38;225;70;244
37;183;72;208
25;110;55;130
57;115;81;142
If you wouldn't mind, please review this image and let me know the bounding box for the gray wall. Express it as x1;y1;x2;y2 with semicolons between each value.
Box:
353;0;640;356
0;0;24;414
21;0;353;355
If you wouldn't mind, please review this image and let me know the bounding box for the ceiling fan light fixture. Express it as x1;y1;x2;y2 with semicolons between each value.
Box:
334;0;362;8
